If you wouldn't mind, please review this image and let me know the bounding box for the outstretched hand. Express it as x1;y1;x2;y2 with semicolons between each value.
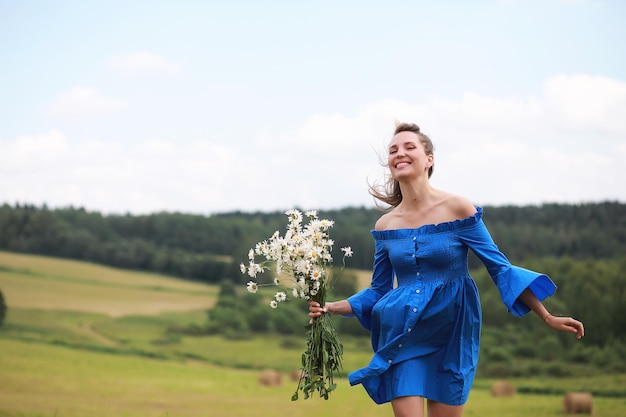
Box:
545;315;585;339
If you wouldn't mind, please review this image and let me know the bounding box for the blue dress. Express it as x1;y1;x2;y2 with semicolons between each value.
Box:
346;207;556;406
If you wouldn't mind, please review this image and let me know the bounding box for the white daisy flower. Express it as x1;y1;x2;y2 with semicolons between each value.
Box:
269;300;278;309
310;269;323;281
285;209;302;224
246;281;258;293
275;292;287;302
319;219;334;229
247;262;264;278
341;247;353;257
309;219;322;230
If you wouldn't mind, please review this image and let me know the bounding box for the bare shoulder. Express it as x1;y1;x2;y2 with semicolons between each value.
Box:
373;192;476;231
441;193;477;219
374;210;394;231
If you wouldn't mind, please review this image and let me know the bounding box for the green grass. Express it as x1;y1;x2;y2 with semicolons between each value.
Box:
0;338;389;417
2;338;625;417
0;306;376;373
0;251;217;316
1;250;625;417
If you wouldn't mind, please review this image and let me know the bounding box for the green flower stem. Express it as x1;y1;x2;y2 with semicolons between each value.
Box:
292;290;343;401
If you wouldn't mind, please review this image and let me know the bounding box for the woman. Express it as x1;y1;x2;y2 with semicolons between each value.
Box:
308;122;585;417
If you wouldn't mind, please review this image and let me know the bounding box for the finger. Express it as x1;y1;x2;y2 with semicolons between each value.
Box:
564;323;584;339
576;322;585;339
565;318;584;337
556;317;582;334
571;326;583;339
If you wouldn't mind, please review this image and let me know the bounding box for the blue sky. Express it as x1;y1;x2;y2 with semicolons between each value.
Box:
1;0;625;214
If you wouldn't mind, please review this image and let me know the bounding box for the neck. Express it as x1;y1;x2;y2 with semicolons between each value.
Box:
397;178;434;210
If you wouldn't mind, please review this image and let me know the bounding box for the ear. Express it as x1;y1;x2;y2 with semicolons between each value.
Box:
426;154;434;168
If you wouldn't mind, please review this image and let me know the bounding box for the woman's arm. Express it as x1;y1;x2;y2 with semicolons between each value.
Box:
518;288;585;339
308;300;353;324
308;236;393;328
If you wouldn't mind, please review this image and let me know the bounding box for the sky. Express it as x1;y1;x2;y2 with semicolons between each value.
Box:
1;0;625;215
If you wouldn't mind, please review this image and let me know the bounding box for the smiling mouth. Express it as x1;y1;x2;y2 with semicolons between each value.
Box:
395;161;411;168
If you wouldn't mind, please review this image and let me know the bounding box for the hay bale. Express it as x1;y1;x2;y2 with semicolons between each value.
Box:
290;368;303;382
258;369;282;386
490;380;516;397
563;392;593;414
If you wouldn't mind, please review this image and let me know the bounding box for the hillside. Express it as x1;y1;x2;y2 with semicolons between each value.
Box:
1;251;625;417
0;251;217;317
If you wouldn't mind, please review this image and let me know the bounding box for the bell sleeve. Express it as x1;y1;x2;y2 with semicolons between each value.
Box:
346;238;394;330
457;212;557;316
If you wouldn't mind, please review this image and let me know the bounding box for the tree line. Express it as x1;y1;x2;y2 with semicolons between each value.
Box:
0;201;623;283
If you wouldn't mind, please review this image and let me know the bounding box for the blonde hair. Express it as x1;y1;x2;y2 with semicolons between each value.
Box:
368;122;435;208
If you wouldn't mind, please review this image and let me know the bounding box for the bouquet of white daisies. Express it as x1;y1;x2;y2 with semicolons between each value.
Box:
241;209;352;400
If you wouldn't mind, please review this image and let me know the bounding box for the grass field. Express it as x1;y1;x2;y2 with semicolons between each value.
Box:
0;251;217;316
1;250;625;417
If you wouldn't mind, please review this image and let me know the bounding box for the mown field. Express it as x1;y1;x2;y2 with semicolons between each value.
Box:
1;251;625;417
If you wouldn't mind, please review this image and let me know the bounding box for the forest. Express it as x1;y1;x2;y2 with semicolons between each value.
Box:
1;201;625;375
1;201;623;278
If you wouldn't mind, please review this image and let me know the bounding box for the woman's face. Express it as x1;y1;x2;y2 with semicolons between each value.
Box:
387;131;433;180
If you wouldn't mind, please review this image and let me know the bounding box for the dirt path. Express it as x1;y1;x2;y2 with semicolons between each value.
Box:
79;323;118;346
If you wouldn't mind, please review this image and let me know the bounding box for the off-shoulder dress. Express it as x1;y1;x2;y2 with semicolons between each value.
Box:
346;207;556;405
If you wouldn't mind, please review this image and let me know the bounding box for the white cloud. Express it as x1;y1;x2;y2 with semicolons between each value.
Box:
48;86;127;118
3;74;624;214
109;52;183;74
252;73;625;210
542;74;626;135
0;134;260;214
0;130;69;169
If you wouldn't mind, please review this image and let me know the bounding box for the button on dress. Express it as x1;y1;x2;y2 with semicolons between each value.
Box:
346;207;557;406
